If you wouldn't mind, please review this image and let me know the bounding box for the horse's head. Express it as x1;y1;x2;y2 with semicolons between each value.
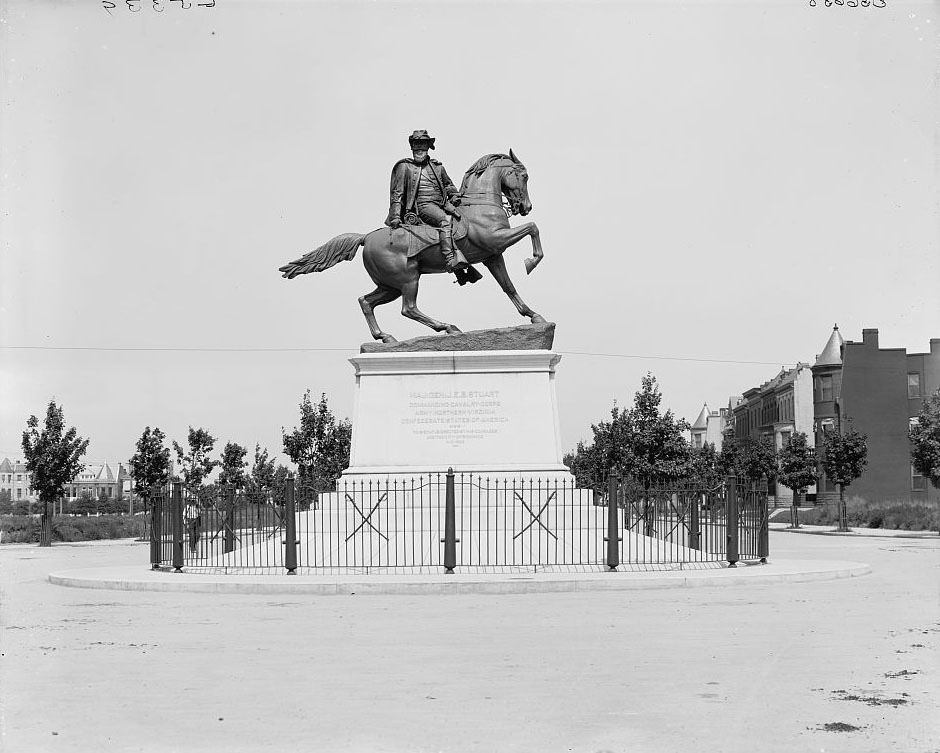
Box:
503;149;531;217
460;151;532;217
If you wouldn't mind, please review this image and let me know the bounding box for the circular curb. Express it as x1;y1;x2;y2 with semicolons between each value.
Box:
48;560;872;596
770;525;939;539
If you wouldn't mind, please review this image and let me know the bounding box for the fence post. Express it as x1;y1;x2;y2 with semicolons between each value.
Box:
284;476;297;574
689;492;701;551
726;476;739;568
758;482;769;564
224;485;236;554
171;482;184;572
444;468;457;574
149;491;162;569
606;472;620;571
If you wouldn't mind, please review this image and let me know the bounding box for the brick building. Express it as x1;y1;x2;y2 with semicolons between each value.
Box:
728;363;816;504
812;326;940;504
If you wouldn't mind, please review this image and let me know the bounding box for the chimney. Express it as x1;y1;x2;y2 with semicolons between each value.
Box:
862;328;879;348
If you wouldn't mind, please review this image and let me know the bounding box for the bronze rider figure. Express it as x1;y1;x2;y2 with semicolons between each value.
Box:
385;130;472;276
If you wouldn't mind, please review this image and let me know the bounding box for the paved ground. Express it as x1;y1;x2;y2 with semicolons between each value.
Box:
1;532;938;753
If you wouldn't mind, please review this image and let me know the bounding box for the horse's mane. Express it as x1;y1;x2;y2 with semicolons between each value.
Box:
460;154;518;192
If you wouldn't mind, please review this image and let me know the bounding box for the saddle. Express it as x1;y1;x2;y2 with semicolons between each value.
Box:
388;215;470;259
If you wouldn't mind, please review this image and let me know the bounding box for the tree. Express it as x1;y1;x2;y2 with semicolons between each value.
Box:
129;427;172;498
172;427;219;494
910;388;940;493
248;443;277;496
271;464;289;509
74;490;98;516
823;424;868;532
564;434;621;491
565;375;689;531
22;400;89;546
0;489;12;515
282;391;351;493
688;442;721;490
736;436;777;483
218;441;248;490
627;374;691;486
717;428;742;477
777;432;819;529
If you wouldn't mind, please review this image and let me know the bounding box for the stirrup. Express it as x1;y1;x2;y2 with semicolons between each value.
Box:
454;265;483;286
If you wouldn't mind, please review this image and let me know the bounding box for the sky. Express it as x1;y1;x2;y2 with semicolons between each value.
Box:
2;0;939;471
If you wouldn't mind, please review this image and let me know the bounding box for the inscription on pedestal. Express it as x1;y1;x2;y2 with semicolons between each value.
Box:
400;389;510;447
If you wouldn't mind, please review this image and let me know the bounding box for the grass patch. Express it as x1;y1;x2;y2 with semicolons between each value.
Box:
0;514;144;544
796;498;939;531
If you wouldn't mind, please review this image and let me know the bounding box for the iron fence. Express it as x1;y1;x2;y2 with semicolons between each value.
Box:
149;473;768;574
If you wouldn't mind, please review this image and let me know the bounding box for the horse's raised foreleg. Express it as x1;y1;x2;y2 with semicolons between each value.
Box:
359;286;402;343
482;254;546;324
488;221;544;273
400;276;462;335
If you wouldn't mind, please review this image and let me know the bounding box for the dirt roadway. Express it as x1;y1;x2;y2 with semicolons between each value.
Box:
0;532;937;753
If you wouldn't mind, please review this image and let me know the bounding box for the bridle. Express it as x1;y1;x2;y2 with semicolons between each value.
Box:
458;163;527;217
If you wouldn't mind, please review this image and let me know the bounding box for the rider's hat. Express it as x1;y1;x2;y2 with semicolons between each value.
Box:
408;129;436;150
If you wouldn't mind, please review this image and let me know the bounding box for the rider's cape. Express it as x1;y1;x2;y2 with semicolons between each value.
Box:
387;216;470;258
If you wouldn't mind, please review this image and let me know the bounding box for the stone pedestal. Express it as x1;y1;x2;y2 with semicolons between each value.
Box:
342;349;573;483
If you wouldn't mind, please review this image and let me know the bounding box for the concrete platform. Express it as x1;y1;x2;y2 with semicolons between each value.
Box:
48;557;872;595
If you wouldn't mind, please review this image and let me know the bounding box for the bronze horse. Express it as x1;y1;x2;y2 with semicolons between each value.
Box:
279;151;545;343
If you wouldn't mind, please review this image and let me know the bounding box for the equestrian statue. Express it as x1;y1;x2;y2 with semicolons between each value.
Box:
279;130;546;344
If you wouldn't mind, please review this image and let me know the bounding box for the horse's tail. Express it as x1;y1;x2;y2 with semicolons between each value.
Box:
279;233;366;279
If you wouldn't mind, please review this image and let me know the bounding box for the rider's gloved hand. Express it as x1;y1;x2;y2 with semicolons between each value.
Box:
389;217;401;229
450;195;462;207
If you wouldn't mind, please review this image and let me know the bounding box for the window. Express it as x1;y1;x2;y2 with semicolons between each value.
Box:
693;434;702;449
908;373;922;398
16;488;22;499
16;474;22;482
910;417;920;431
780;431;792;448
820;419;834;433
912;466;927;491
820;376;833;401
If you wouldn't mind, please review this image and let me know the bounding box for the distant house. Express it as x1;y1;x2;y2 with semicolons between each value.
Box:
728;362;815;504
812;326;940;504
63;463;129;501
0;458;131;504
689;404;728;451
0;458;38;503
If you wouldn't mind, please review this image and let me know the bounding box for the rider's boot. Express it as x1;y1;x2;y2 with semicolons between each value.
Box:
439;226;469;273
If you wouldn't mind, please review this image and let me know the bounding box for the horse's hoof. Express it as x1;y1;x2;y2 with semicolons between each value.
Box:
380;334;398;344
530;314;546;324
444;325;462;335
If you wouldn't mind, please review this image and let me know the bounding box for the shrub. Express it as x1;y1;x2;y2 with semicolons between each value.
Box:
0;514;140;544
797;498;938;531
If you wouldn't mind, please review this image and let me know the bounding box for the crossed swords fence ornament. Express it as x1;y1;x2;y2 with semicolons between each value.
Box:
345;492;389;543
513;490;557;541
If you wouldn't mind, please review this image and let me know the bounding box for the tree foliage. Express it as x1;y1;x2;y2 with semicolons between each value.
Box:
218;441;248;490
21;400;89;504
282;391;351;489
172;427;219;494
563;374;690;487
128;426;171;498
688;442;722;489
822;426;868;490
823;423;868;531
777;431;818;501
910;389;940;491
249;443;277;494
